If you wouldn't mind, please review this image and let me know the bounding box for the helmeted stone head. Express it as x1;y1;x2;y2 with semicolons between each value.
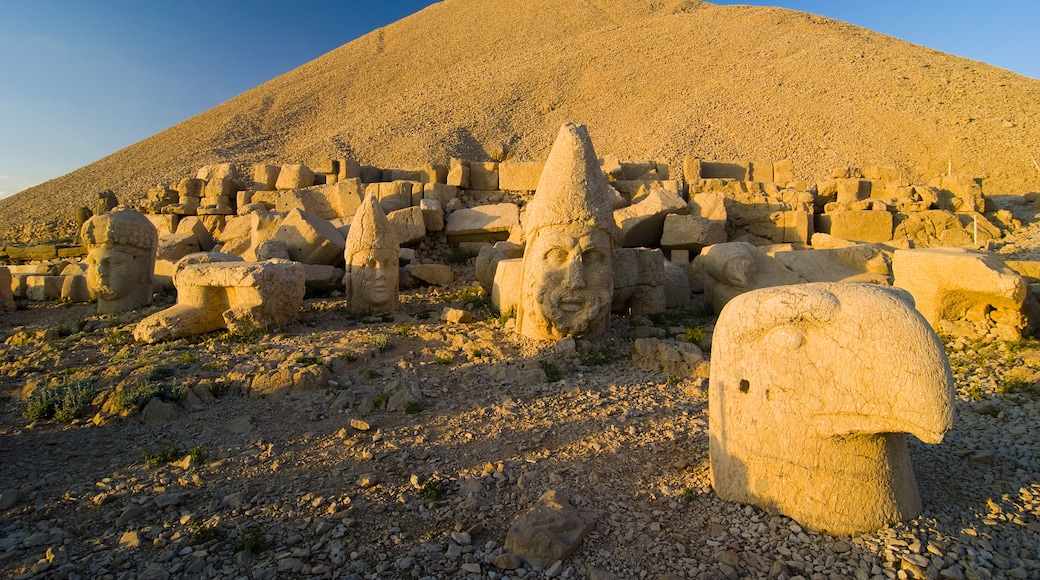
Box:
81;207;158;314
343;193;399;312
517;123;616;341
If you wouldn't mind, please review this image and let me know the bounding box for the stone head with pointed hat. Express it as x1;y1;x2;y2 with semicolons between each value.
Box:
343;193;400;312
517;123;617;340
81;206;158;313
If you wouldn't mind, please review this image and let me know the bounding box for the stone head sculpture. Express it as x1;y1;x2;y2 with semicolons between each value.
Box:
343;193;399;312
708;282;955;535
81;207;158;314
516;123;617;340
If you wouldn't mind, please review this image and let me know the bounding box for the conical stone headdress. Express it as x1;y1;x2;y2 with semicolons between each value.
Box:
344;193;399;263
523;123;616;240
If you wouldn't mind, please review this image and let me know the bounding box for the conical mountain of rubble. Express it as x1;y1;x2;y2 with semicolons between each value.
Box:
3;0;1040;242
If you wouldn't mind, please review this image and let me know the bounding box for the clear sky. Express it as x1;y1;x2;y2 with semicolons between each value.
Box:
1;0;1037;200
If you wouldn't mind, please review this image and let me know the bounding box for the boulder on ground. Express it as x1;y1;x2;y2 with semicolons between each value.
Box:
613;187;686;247
505;490;594;568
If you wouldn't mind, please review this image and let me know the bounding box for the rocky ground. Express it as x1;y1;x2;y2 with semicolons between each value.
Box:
2;209;1040;580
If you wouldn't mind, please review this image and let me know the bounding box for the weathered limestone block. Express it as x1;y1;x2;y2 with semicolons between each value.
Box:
660;214;725;252
251;164;280;191
419;198;444;232
610;179;680;198
682;157;703;183
517;123;616;341
476;241;525;293
155;234;201;289
343;194;400;313
10;274;28;299
505;490;594;568
749;160;774;183
932;175;985;213
447;158;470;188
446;203;520;245
330;178;365;219
612;248;666;316
499;161;546;191
423;182;458;209
368;180;416;213
406;264;454;287
773;160;795;185
632;337;709;378
386;206;426;246
338;158;361;181
694;242;805;313
0;267;13;312
469;162;499;191
1005;260;1040;281
892;210;999;248
81;208;158;314
818;210;893;243
275;164;315;190
701;161;749;180
771;244;891;284
134;255;305;343
663;259;691;308
782;210;813;244
302;264;345;295
710;283;955;535
176;216;215;251
248;365;333;401
25;275;64;301
492;258;523;316
145;214;179;236
892;248;1027;338
613;187;686;247
274;209;346;265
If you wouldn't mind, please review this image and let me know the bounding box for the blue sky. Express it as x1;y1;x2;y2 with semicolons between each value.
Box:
1;0;1037;200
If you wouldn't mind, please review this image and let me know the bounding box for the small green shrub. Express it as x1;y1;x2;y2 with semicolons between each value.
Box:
23;378;97;423
187;517;222;545
394;323;412;336
366;369;381;380
665;375;682;385
445;285;484;303
295;356;325;367
444;246;479;264
222;326;265;344
189;445;209;463
342;350;359;362
177;352;198;366
372;393;390;408
539;360;562;382
682;327;706;347
435;355;453;365
201;361;225;372
233;525;267;554
110;380;160;414
418;479;446;501
680;488;696;503
143;445;183;467
106;329;133;347
965;384;984;401
148;367;176;381
414;309;433;321
367;333;393;352
404;401;425;414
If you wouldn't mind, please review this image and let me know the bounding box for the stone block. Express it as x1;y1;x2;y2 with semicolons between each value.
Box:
773;160;795;185
445;203;519;244
613;187;686;247
491;258;522;316
682;157;703;183
275;164;315;190
632;337;708;378
506;490;594;568
710;282;954;534
660;214;726;252
749;160;774;183
447;158;470;188
611;179;680;198
836;179;870;203
135;257;306;344
274;209;346;265
772;244;891;284
423;183;458;208
252;164;280;190
145;214;179;236
176;216;216;251
303;264;345;295
338;158;361;181
701;161;748;180
819;210;893;243
407;264;454;287
893;248;1027;337
468;162;499;191
476;240;524;293
663;259;691;308
498;161;545;191
782;210;813;244
372;181;415;213
387;206;426;246
25;275;64;301
329;178;365;219
419;198;444;232
0;267;13;312
11;274;28;299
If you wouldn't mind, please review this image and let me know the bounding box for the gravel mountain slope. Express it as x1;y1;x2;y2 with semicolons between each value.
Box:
3;0;1039;242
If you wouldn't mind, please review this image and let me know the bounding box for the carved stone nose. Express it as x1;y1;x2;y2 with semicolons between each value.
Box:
563;257;585;289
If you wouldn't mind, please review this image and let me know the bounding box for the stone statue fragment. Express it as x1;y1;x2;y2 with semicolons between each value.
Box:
343;193;400;313
81;207;158;314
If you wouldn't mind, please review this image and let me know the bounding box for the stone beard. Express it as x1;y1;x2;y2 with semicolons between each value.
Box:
347;248;399;311
521;223;613;339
